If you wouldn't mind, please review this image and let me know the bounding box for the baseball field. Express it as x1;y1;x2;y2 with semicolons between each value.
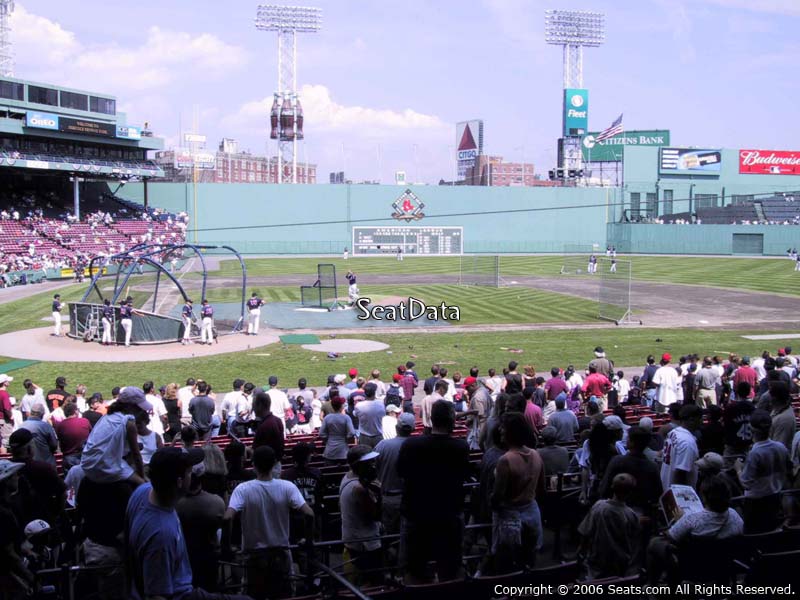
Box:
0;254;798;399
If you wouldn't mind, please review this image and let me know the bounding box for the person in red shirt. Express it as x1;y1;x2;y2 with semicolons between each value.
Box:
544;368;569;401
0;374;13;448
252;391;285;476
54;402;92;471
522;388;544;433
581;366;613;411
732;356;757;399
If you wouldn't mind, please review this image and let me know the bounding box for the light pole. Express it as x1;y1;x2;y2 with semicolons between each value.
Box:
255;5;322;184
545;10;605;174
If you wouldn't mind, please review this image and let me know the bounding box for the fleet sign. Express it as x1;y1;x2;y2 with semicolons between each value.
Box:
26;111;59;130
563;89;588;136
582;130;670;162
739;149;800;175
456;120;483;179
659;147;722;176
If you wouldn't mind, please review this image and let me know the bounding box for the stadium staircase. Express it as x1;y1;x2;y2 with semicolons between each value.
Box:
753;201;766;222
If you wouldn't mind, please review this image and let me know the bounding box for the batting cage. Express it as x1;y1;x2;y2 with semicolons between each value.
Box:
300;263;339;310
459;255;501;287
69;243;247;344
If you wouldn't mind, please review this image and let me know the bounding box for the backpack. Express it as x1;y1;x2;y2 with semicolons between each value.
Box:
385;385;402;407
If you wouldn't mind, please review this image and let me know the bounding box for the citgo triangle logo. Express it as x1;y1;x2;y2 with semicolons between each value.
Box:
458;124;477;152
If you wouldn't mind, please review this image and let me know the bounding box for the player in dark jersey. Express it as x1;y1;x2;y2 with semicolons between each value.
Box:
346;270;358;305
51;294;63;336
246;292;264;336
181;299;194;345
119;298;135;347
101;299;114;345
200;299;215;345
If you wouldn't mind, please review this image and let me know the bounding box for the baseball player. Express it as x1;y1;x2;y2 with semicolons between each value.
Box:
101;299;114;345
588;254;598;274
246;292;264;335
396;246;403;262
346;270;359;304
119;298;135;347
343;247;349;260
795;253;800;272
200;299;214;345
610;257;617;273
181;299;194;345
51;294;63;336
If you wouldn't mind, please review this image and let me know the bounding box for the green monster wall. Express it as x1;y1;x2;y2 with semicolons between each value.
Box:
120;183;612;254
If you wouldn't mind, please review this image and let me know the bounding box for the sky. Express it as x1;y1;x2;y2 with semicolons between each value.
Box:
9;0;800;184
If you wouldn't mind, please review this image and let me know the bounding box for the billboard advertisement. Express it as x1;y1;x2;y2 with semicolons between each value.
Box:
563;89;588;136
116;125;141;140
456;120;483;179
59;117;116;138
193;152;216;170
660;147;721;175
175;149;194;169
739;149;800;175
25;111;59;130
582;129;670;162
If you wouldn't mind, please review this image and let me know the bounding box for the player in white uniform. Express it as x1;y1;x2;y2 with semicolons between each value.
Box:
181;299;194;345
52;294;63;336
588;254;598;274
343;247;349;260
246;293;263;335
346;270;359;305
610;258;617;273
101;299;114;345
119;298;135;347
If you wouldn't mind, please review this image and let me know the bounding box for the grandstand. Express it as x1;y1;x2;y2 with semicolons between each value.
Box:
657;192;800;225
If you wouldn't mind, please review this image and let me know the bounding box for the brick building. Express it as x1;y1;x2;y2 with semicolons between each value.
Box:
466;155;536;186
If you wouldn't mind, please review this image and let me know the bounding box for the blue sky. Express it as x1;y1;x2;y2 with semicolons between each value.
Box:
10;0;799;183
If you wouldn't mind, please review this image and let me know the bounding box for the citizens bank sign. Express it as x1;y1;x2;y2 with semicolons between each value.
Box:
581;130;670;162
739;149;800;176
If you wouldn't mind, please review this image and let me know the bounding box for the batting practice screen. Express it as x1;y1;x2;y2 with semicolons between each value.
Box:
352;226;463;255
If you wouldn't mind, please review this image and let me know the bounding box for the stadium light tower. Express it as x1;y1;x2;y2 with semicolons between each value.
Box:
255;5;322;184
0;0;15;78
545;10;605;173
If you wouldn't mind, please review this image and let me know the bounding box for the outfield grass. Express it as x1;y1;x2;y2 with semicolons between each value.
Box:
203;284;599;324
217;255;800;297
2;327;797;402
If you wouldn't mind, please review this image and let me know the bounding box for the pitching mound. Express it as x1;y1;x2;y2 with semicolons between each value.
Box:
301;339;390;354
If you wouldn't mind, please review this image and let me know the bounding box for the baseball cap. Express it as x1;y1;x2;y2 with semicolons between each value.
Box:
661;353;672;362
464;376;477;387
386;404;402;414
392;374;402;383
117;387;153;413
56;376;67;387
24;519;51;538
334;374;346;384
594;346;604;354
347;445;379;467
363;382;378;396
638;416;654;432
348;368;358;377
268;375;278;386
8;428;33;450
0;374;12;385
741;356;751;365
602;415;624;431
750;410;772;432
398;413;416;430
0;460;23;483
696;452;724;471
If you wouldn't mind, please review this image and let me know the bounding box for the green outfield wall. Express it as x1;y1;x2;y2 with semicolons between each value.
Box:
120;182;612;254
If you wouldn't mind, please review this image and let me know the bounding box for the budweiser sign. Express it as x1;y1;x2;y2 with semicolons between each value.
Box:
739;149;800;175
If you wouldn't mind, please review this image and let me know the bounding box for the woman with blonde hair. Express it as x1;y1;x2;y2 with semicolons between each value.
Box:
200;443;228;500
522;365;537;390
162;382;181;442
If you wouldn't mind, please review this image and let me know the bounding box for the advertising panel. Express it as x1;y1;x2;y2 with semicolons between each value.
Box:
25;111;59;130
116;125;142;140
563;89;589;136
59;117;116;138
193;152;216;170
582;129;670;162
174;149;194;169
184;133;206;143
739;149;800;175
659;147;721;175
456;120;484;179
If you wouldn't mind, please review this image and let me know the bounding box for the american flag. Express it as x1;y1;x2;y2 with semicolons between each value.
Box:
595;114;623;142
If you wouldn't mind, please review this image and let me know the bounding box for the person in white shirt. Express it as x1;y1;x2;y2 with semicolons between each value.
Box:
652;353;680;415
177;378;196;426
751;351;769;382
264;376;290;424
565;365;583;392
660;404;702;492
20;379;48;420
224;446;314;600
438;368;455;402
485;368;505;400
221;379;246;432
615;371;631;404
381;405;401;440
142;381;167;436
369;370;387;400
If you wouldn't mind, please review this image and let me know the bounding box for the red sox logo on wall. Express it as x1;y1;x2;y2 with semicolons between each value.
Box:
391;189;425;221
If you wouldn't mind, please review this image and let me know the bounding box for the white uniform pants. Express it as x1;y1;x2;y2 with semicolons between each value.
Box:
610;263;617;273
795;261;800;272
101;317;112;344
348;283;359;302
121;318;132;346
248;309;261;334
52;311;62;335
201;317;214;343
183;316;192;341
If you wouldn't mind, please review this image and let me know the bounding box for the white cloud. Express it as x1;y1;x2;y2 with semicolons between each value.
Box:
10;5;248;92
222;83;448;139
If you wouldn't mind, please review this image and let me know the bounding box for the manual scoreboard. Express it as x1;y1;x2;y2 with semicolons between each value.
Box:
353;226;463;256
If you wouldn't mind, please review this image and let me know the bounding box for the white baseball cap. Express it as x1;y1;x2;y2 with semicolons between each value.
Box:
0;374;12;385
24;519;51;538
